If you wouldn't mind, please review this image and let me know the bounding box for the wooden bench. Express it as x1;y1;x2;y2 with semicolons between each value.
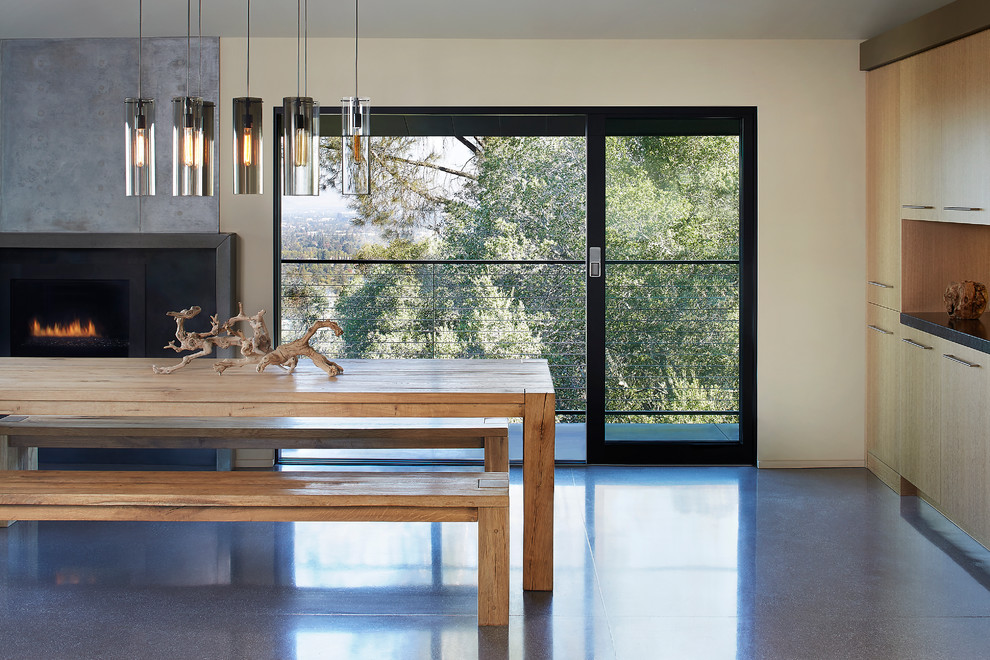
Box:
0;416;510;472
0;469;510;625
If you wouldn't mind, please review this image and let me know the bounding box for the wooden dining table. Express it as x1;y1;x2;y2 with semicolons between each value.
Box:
0;357;556;591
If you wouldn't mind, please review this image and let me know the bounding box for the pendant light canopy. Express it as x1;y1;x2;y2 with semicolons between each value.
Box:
233;0;263;194
173;0;213;196
341;0;370;196
125;0;155;197
283;0;319;196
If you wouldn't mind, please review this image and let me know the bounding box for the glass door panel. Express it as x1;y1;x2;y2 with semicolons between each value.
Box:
589;114;755;464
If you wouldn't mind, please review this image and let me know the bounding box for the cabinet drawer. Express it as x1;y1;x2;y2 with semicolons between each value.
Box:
898;329;941;502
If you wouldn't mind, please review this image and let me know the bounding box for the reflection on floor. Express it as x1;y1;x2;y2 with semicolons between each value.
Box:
2;467;990;659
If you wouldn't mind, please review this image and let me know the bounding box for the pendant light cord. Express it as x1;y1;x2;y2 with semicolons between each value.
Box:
137;0;143;98
198;0;203;98
304;0;308;97
296;0;300;98
354;0;359;99
185;0;190;97
246;0;250;97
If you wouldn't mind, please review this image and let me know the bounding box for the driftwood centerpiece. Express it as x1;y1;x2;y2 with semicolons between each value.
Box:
152;304;344;378
944;280;988;320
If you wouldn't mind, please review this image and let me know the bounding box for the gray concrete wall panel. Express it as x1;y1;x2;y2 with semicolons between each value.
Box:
0;37;220;233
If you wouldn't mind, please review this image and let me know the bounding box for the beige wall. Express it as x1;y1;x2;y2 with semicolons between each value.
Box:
220;38;867;467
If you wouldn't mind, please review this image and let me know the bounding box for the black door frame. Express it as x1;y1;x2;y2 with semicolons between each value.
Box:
585;107;757;465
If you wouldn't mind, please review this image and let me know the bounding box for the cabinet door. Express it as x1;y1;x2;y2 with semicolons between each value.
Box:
940;343;990;546
866;304;899;470
899;47;941;222
898;329;940;502
940;31;990;226
866;63;901;309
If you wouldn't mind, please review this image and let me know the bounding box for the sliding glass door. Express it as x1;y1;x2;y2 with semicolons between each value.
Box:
276;108;755;466
586;112;756;464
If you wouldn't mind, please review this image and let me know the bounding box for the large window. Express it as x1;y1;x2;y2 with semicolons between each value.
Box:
276;108;755;465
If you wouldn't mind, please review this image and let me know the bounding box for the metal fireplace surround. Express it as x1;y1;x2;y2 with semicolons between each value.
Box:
0;232;235;358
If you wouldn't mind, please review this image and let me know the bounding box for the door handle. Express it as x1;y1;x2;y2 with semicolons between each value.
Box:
588;247;601;278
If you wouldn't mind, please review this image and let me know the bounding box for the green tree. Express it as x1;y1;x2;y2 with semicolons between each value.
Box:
604;136;740;422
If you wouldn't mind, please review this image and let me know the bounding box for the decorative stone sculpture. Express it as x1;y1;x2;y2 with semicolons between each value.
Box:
153;303;344;378
944;280;988;319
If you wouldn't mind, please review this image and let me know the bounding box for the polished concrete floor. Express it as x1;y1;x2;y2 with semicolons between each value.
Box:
2;466;990;659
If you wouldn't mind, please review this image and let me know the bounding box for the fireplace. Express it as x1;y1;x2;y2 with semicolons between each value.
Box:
1;232;235;468
11;279;132;357
1;233;234;358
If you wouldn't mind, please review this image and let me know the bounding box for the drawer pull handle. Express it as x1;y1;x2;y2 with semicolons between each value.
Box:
868;324;893;335
902;338;932;350
943;354;981;368
902;205;935;209
943;207;983;212
868;281;893;289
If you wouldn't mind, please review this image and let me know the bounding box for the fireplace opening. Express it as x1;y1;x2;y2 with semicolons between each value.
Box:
11;279;130;357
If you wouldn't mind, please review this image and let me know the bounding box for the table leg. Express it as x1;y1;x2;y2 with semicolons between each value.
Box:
1;434;38;528
522;392;554;591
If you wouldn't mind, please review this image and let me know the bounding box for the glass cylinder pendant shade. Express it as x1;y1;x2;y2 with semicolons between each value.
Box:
282;97;319;196
233;97;263;194
341;97;370;196
172;96;205;196
200;101;215;197
125;98;156;196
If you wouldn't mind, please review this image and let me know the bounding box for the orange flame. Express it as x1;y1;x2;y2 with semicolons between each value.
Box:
30;318;100;338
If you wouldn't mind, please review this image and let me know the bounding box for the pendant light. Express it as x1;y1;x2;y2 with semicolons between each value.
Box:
283;0;319;196
125;0;155;196
233;0;263;194
341;0;370;196
172;0;212;196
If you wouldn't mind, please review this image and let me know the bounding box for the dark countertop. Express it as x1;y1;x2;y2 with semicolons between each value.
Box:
901;311;990;354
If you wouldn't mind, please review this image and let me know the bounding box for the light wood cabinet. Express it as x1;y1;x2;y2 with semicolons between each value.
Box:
900;30;990;225
939;343;990;546
866;304;899;473
867;27;990;550
899;46;941;222
898;328;941;503
939;31;990;226
866;64;901;309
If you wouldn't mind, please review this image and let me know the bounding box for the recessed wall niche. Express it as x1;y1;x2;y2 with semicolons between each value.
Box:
901;219;990;313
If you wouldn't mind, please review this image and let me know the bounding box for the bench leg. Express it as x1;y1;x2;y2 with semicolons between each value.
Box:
484;436;509;472
1;435;38;528
477;506;509;626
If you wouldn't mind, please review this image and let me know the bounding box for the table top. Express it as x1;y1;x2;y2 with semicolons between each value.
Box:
0;358;554;416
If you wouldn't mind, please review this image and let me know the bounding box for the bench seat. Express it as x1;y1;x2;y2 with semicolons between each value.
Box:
0;469;510;625
0;416;510;471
